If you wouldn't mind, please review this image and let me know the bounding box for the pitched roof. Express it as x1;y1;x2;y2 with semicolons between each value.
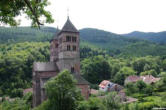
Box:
140;75;160;84
73;74;89;85
33;62;58;72
60;17;79;33
125;75;160;84
99;80;110;88
99;80;123;90
125;75;141;83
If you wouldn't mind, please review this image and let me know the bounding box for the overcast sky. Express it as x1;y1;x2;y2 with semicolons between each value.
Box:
18;0;166;34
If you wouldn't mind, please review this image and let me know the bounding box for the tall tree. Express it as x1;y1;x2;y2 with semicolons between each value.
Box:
81;56;111;84
103;92;122;110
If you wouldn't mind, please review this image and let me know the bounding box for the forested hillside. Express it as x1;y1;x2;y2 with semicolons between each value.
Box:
123;31;166;44
80;28;166;56
1;26;166;57
0;42;109;97
1;26;166;109
80;28;142;50
1;42;166;110
0;26;56;43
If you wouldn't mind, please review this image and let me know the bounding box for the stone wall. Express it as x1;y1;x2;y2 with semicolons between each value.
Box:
33;71;58;107
57;58;80;74
50;39;59;62
57;32;80;74
77;84;90;100
33;21;90;107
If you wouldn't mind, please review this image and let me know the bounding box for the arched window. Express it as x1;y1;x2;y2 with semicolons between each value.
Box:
71;67;75;73
72;36;77;42
66;36;71;42
73;45;76;51
55;44;58;48
67;45;71;51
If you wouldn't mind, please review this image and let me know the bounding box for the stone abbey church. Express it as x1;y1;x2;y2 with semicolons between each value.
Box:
33;17;90;107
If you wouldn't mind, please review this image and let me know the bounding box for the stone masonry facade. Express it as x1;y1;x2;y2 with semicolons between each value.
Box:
33;17;89;107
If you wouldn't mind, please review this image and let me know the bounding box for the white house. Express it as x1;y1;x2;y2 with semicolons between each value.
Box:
99;80;123;92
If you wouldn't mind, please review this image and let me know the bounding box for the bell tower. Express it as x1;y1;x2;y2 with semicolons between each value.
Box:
57;17;80;74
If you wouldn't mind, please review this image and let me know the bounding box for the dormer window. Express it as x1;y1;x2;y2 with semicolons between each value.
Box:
66;36;71;42
72;37;77;42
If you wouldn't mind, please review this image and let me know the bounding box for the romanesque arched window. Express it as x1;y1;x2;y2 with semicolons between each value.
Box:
72;36;77;42
55;44;58;48
73;45;76;51
66;36;71;42
71;67;75;73
67;45;71;51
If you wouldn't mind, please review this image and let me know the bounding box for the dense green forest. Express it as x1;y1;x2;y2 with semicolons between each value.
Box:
123;31;166;44
1;26;166;57
0;27;55;43
80;28;166;57
0;42;109;97
0;42;50;97
0;26;166;109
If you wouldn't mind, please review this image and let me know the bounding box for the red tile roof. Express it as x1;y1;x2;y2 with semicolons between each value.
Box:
141;75;160;84
125;75;141;83
99;80;110;88
125;75;160;84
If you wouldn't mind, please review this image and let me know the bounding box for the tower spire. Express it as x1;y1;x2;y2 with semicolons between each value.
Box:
67;8;69;19
57;19;59;29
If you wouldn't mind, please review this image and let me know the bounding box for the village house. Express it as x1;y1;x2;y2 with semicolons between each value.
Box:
99;80;123;92
32;17;89;107
140;75;160;84
89;80;137;103
124;75;141;84
125;75;160;85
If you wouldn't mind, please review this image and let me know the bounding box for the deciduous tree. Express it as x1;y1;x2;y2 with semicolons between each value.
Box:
37;70;83;110
0;0;54;27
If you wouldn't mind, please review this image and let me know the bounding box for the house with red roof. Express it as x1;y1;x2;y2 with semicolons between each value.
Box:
99;80;123;92
140;75;160;84
124;75;141;84
125;75;160;84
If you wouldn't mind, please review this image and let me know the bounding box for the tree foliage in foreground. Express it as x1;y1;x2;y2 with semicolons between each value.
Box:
77;92;122;110
81;55;111;84
0;0;54;27
0;42;50;97
34;70;83;110
0;92;32;110
103;92;122;110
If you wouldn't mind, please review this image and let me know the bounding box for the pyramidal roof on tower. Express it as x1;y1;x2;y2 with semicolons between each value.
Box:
60;17;79;33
